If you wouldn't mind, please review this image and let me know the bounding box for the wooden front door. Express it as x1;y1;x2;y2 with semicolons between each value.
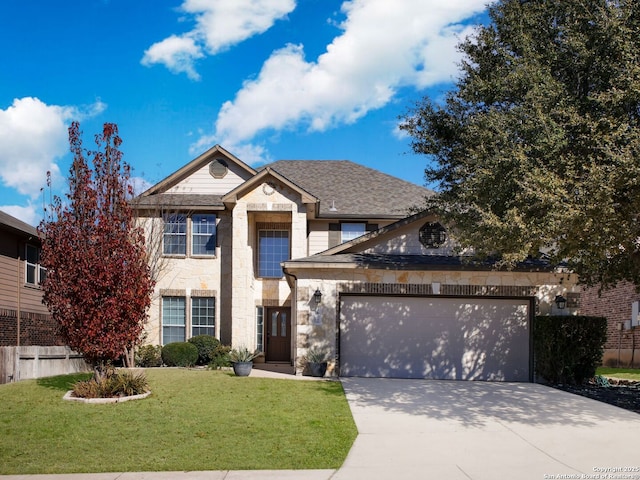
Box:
265;307;291;362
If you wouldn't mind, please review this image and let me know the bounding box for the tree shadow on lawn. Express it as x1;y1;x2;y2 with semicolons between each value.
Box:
36;373;92;391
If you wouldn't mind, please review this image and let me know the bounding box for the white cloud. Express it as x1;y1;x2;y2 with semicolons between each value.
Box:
0;204;40;227
190;133;268;166
0;97;106;197
141;34;204;81
206;0;485;149
142;0;296;79
129;176;154;196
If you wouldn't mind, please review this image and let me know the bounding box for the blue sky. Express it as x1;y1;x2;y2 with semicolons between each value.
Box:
0;0;488;225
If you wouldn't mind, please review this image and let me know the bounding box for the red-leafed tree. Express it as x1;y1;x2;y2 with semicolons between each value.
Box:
39;122;154;377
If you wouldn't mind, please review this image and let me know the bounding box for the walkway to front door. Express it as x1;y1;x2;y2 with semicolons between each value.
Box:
265;307;291;362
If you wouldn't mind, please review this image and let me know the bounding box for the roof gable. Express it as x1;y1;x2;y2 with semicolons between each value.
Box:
139;145;257;197
221;167;318;207
321;210;443;255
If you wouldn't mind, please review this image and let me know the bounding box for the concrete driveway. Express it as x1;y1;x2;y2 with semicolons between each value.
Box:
335;378;640;480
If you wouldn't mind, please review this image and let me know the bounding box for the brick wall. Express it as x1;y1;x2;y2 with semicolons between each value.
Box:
0;309;62;347
581;282;640;366
0;310;17;346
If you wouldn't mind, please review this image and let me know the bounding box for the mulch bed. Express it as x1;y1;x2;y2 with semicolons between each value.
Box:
552;378;640;414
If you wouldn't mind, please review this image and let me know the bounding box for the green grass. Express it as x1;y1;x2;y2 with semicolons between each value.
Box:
596;367;640;381
0;369;357;474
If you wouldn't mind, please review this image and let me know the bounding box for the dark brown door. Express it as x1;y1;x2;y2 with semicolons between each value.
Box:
266;307;291;362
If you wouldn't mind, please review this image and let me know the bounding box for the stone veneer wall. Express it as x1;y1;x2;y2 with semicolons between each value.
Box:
293;269;578;376
231;181;307;351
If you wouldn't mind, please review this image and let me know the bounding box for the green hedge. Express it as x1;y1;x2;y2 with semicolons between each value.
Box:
161;342;199;367
533;315;607;385
187;335;221;365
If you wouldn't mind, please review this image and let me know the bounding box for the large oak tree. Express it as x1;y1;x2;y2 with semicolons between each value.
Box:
400;0;640;287
39;122;154;376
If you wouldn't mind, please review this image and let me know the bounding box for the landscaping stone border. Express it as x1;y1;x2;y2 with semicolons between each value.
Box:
63;390;151;404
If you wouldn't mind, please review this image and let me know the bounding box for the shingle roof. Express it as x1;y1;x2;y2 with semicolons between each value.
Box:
262;160;432;218
283;253;552;272
131;194;225;210
0;209;39;237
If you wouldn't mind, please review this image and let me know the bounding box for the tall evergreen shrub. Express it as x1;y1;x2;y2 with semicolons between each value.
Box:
533;315;607;384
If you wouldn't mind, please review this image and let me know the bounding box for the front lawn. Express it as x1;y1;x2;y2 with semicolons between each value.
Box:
0;369;357;474
596;367;640;381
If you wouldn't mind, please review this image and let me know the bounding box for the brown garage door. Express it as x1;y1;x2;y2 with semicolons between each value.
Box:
339;296;531;381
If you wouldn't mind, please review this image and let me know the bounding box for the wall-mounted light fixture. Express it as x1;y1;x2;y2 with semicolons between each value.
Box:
313;288;322;306
554;295;567;310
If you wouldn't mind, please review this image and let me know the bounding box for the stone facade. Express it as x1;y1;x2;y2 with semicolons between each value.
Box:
136;146;575;378
287;266;578;376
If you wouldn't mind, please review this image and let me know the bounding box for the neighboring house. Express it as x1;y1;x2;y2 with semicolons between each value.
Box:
134;145;578;381
0;210;58;347
581;283;640;367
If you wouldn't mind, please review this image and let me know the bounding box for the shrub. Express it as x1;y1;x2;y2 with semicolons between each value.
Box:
72;370;149;398
533;315;607;385
208;344;232;369
188;335;221;365
161;342;199;367
135;345;162;367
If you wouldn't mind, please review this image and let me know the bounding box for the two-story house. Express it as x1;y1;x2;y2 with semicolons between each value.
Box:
134;145;578;381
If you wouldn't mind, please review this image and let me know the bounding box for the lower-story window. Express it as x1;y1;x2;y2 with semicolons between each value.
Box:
192;297;215;337
256;306;264;352
162;297;185;344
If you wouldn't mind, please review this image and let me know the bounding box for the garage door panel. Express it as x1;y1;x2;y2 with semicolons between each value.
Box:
340;297;530;381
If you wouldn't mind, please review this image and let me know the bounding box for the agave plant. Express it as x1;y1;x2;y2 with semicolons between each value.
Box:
228;346;260;363
305;346;329;364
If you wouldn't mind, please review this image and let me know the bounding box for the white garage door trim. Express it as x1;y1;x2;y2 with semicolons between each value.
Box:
339;295;532;381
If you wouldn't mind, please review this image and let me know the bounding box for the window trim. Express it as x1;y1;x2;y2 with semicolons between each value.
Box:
161;296;186;345
191;214;217;257
257;229;290;278
340;222;367;243
163;214;187;256
191;296;215;337
256;306;264;352
25;243;45;286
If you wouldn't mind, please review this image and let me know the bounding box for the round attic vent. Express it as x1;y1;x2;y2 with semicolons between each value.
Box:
419;222;447;249
209;159;228;179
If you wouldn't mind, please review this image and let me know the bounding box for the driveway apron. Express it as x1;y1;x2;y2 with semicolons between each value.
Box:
336;378;640;480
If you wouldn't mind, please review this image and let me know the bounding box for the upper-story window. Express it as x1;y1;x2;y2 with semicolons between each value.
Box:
163;214;187;255
163;214;217;257
341;223;366;243
25;244;46;286
258;229;289;278
192;214;216;256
